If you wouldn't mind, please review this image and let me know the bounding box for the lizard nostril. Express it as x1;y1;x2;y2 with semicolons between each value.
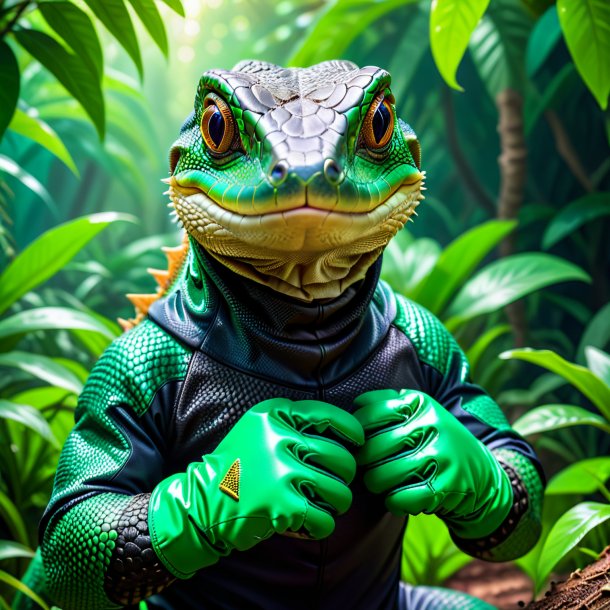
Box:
324;159;343;185
269;161;288;186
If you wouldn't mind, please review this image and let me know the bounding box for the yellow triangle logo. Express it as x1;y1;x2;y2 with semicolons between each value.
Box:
219;459;240;501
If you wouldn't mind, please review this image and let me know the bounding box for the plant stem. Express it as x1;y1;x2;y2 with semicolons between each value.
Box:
0;0;33;39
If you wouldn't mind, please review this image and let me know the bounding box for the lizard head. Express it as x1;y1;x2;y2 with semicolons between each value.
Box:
166;60;424;301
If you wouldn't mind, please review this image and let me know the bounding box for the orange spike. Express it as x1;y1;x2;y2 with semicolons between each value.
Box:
126;293;158;315
118;317;135;332
148;267;170;288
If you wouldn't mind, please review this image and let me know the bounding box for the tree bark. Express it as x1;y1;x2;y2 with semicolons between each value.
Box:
527;545;610;609
496;89;528;347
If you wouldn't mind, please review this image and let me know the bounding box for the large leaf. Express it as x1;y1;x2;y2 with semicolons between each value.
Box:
466;324;511;374
290;0;416;66
536;502;610;589
445;253;590;330
501;349;610;418
411;220;516;314
577;302;610;363
38;1;103;80
402;514;471;586
546;457;610;496
557;0;610;109
469;0;532;98
0;540;35;562
513;404;610;437
0;307;117;341
157;0;184;16
586;346;610;386
14;29;105;138
125;0;168;57
430;0;491;90
542;192;610;249
82;0;143;78
0;40;19;141
8;107;78;175
0;352;83;395
0;212;134;315
0;400;57;447
0;570;49;610
526;6;562;77
0;154;57;215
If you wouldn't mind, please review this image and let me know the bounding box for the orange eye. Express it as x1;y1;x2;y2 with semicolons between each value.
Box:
200;94;235;154
361;95;394;150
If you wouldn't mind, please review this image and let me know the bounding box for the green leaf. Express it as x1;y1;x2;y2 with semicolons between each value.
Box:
578;303;610;364
526;6;561;77
0;212;134;316
0;154;58;214
10;387;72;409
125;0;168;57
469;0;532;98
381;234;441;297
445;253;591;330
430;0;491;90
585;347;610;386
290;0;415;66
0;40;20;141
0;569;49;610
0;491;28;546
513;404;610;436
157;0;184;16
546;457;610;495
402;514;471;586
38;1;103;80
14;29;105;138
0;400;58;447
82;0;143;78
0;540;35;562
525;63;580;135
542;192;610;249
0;352;83;395
8;108;78;175
411;220;516;314
0;307;118;341
466;324;511;374
501;349;610;418
536;502;610;589
557;0;610;109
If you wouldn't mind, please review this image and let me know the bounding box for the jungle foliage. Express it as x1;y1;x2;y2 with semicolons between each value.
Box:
0;0;609;607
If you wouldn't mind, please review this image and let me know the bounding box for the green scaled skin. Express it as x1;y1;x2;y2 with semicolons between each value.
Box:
15;61;544;610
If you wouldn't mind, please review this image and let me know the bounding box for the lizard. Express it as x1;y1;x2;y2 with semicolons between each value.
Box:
16;60;544;610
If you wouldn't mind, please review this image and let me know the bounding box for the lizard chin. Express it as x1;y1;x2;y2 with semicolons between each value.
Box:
167;176;424;301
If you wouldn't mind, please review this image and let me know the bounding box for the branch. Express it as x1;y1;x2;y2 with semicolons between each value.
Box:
0;1;33;39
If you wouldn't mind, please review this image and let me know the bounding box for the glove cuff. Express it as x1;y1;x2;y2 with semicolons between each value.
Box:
149;466;224;580
449;461;528;552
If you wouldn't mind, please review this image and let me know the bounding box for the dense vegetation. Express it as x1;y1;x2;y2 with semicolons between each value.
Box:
0;0;608;607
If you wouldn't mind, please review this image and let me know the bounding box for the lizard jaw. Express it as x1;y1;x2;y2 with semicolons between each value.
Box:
168;178;424;253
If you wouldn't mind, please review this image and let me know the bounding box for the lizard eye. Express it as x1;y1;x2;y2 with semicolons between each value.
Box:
361;94;394;150
201;94;235;154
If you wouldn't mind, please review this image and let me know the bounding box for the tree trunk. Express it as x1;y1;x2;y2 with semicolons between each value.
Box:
496;88;528;347
526;545;610;609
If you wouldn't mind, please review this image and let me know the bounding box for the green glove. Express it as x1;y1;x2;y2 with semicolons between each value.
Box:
149;397;364;579
353;389;512;539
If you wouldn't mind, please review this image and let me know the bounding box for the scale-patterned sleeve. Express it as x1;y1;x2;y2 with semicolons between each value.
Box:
39;321;191;610
392;293;544;561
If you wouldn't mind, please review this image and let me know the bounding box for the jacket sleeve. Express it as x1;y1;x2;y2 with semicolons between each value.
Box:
39;320;191;610
393;293;544;561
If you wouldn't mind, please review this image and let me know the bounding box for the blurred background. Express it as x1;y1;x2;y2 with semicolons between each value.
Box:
0;0;609;607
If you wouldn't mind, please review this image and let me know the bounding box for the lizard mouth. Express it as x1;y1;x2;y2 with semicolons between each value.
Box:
166;174;425;253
